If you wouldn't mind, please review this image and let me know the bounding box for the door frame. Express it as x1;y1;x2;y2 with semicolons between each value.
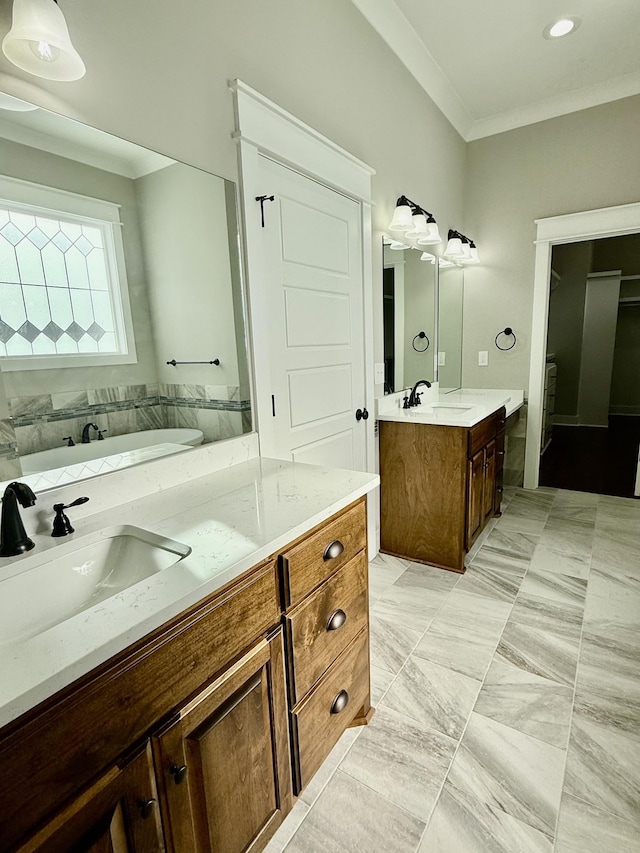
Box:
230;80;377;549
524;200;640;489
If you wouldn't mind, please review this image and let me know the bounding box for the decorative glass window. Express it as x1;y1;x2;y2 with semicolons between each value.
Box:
0;176;136;371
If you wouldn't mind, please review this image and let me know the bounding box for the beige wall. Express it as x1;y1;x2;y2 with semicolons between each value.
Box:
464;95;640;395
0;0;466;383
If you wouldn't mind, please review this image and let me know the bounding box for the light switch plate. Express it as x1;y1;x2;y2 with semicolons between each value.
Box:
478;351;488;366
438;351;446;366
374;362;385;384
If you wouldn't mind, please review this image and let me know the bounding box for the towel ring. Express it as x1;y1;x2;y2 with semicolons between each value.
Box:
495;327;516;351
412;331;430;353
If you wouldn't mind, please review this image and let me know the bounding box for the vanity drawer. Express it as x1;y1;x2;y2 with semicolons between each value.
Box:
291;627;369;794
285;551;368;705
279;499;367;609
468;407;506;457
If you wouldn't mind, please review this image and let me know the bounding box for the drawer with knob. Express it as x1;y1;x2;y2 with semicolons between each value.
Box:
279;499;367;608
284;551;368;705
290;627;369;794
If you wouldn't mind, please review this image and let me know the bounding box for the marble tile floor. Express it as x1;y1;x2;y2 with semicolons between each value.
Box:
265;487;640;853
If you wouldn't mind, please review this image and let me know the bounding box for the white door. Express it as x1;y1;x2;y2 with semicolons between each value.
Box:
256;155;367;470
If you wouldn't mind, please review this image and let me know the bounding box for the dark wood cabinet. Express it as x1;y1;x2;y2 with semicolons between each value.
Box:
16;743;164;853
153;630;291;853
380;408;506;572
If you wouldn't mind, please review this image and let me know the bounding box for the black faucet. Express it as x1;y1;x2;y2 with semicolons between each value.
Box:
0;482;37;557
52;496;90;537
81;422;100;443
407;379;432;408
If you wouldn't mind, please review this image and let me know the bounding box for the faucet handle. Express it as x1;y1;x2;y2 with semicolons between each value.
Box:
97;428;108;441
62;436;75;447
51;497;90;537
402;396;410;409
416;392;424;406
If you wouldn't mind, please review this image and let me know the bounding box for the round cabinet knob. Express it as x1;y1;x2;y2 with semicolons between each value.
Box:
170;764;188;785
330;690;349;715
323;540;344;561
138;798;156;819
326;609;347;632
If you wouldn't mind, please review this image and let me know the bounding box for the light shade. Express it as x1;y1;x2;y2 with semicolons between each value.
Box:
2;0;86;81
0;92;38;111
388;197;413;232
444;234;462;258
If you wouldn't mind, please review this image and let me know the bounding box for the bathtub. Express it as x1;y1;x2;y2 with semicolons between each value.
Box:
20;428;204;474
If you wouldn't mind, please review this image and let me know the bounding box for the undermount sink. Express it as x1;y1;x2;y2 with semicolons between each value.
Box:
0;526;191;646
430;405;473;415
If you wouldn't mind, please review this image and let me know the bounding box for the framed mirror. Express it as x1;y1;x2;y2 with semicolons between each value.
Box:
382;241;437;393
0;98;251;492
437;263;464;392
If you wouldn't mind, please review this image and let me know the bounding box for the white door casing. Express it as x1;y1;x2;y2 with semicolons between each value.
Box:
525;201;640;489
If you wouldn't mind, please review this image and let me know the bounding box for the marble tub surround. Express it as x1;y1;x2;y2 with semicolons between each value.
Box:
0;443;378;726
376;386;524;428
10;382;251;457
265;486;640;853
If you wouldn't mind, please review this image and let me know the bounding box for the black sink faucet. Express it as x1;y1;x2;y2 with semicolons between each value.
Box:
81;422;100;443
408;379;432;407
0;482;37;557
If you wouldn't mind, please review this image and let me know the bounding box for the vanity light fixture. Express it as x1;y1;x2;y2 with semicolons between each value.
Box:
543;16;581;39
388;195;442;245
2;0;86;81
443;230;480;264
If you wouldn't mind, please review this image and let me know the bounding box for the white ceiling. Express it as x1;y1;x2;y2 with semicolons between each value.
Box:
351;0;640;140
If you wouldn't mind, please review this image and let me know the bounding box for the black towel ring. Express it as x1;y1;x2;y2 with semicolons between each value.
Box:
412;331;430;353
495;327;516;351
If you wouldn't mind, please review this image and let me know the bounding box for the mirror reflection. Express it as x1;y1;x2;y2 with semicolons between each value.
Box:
383;242;437;392
438;263;464;392
0;101;251;491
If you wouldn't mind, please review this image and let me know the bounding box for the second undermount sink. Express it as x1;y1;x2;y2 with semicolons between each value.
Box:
0;526;191;646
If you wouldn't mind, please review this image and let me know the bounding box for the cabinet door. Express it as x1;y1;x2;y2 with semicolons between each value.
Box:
153;630;292;853
483;439;496;521
466;450;484;547
17;743;164;853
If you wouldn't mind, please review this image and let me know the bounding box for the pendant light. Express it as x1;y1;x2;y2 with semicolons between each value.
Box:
2;0;86;82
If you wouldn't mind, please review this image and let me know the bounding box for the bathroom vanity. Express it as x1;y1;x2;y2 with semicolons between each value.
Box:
0;454;377;853
378;389;523;572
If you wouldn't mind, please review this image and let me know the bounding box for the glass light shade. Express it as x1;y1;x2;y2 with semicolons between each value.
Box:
408;211;428;235
420;252;436;263
0;92;38;111
389;240;409;250
444;236;462;257
388;201;413;232
458;240;472;261
467;245;480;264
2;0;86;81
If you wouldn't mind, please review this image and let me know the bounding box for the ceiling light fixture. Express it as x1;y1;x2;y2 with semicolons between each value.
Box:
2;0;86;81
388;195;442;245
543;16;581;39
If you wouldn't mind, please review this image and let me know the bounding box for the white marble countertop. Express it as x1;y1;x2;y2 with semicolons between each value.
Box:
376;387;524;428
0;457;378;728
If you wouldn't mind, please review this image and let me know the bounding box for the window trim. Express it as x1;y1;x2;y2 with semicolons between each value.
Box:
0;175;137;372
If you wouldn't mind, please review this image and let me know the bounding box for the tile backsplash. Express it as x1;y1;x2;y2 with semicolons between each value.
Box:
10;382;252;458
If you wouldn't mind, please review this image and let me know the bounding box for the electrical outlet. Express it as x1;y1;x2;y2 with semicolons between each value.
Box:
374;362;385;384
438;351;446;366
478;351;488;366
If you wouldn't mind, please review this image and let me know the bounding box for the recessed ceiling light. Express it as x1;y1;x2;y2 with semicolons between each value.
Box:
543;16;581;39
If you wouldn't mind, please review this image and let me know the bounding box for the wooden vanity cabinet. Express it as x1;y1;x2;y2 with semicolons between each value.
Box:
15;743;164;853
153;630;291;853
279;498;372;795
1;498;371;853
380;409;506;572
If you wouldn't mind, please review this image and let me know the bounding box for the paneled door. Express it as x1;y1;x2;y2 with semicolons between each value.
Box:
256;155;367;470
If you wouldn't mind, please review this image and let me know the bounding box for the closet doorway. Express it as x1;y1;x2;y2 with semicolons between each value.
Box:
538;233;640;498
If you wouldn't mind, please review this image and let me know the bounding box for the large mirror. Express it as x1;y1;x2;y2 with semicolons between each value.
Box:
0;98;251;491
438;263;464;391
382;242;437;392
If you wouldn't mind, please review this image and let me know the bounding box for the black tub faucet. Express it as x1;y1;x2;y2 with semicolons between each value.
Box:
408;379;432;407
81;422;100;443
0;482;37;557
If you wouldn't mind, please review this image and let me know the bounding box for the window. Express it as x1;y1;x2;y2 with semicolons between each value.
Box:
0;176;136;371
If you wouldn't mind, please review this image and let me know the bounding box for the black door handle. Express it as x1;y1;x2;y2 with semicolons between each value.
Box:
355;408;369;421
